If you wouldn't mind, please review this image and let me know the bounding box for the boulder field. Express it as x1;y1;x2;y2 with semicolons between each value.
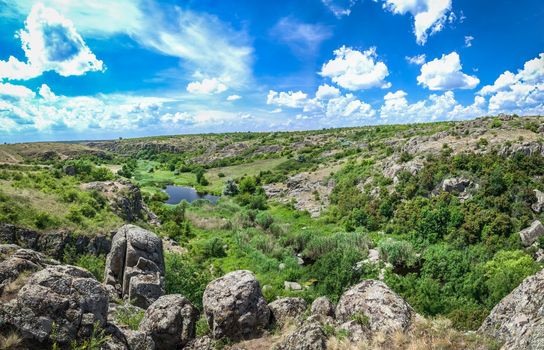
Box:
1;223;543;349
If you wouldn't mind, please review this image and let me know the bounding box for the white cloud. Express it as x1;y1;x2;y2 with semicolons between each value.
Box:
383;0;452;45
0;3;104;80
267;90;309;108
479;53;544;114
417;52;479;90
186;78;228;95
0;83;36;99
270;17;332;56
325;93;375;118
320;46;391;91
315;84;341;100
321;0;358;18
464;35;474;48
380;89;486;122
406;54;426;65
2;1;253;86
227;94;241;101
38;84;57;101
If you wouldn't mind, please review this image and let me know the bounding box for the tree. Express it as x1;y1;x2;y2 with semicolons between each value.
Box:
223;178;239;196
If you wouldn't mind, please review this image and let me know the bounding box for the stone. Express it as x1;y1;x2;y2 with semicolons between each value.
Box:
104;225;165;308
519;220;544;247
269;297;307;326
479;268;544;350
441;177;472;193
203;270;270;340
284;281;303;291
184;336;214;350
532;189;544;213
310;297;334;317
276;321;327;350
140;294;199;349
0;264;108;347
336;320;371;343
335;280;414;334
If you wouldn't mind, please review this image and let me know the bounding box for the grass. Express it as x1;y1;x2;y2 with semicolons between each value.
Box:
0;332;22;350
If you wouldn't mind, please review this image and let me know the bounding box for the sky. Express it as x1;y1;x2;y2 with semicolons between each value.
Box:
0;0;543;142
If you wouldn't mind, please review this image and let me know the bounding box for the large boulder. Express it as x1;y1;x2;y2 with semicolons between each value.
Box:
203;270;270;340
479;268;544;349
519;220;544;247
269;297;307;326
441;177;472;193
275;321;327;350
104;225;165;308
140;294;199;349
0;264;108;347
80;181;159;225
335;280;414;334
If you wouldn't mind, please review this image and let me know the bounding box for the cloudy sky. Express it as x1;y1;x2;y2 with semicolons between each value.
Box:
0;0;543;142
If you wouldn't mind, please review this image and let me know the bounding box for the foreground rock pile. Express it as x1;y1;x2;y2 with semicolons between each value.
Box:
1;223;542;349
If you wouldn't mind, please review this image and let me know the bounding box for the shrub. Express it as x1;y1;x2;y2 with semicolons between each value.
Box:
75;255;106;281
165;253;211;309
378;238;417;267
255;212;274;229
222;178;239;196
114;304;145;331
200;237;227;259
35;212;56;229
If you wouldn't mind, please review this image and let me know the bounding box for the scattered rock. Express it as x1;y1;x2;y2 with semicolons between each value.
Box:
276;321;327;350
104;225;165;308
269;297;307;326
185;336;214;350
441;177;472;193
284;281;303;291
335;280;414;334
479;268;544;349
140;294;199;349
532;189;544;213
310;297;335;318
203;270;270;340
519;220;544;247
336;320;371;343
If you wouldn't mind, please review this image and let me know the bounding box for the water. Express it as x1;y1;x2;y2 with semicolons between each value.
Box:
163;185;220;205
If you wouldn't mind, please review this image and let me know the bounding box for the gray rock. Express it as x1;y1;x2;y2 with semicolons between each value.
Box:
104;225;165;308
519;220;544;247
284;281;303;291
336;320;371;343
0;264;108;346
269;297;307;326
140;294;199;349
184;336;214;350
441;177;472;193
532;189;544;213
479;268;544;350
203;270;270;340
335;280;414;334
276;321;327;350
310;297;335;317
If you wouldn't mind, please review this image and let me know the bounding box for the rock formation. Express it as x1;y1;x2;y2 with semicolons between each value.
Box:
268;297;307;326
203;270;270;340
480;268;544;349
310;296;335;317
519;220;544;247
104;225;165;308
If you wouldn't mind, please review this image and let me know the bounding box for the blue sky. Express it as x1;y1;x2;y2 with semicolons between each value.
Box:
0;0;542;142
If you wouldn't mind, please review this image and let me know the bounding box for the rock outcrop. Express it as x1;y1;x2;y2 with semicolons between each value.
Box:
269;297;307;326
140;294;199;349
104;225;165;309
81;181;159;225
0;223;111;260
519;220;544;247
335;280;414;334
532;189;544;213
203;270;270;340
480;268;544;349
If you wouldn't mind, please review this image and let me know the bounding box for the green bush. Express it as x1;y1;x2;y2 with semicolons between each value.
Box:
164;253;211;309
75;255;106;281
378;238;417;267
255;212;274;229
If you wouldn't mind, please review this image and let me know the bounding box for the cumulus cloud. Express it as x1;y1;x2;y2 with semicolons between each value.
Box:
479;53;544;114
0;3;104;80
406;54;426;65
325;94;375;118
382;0;453;45
417;52;479;90
320;46;391;91
2;1;253;86
267;90;309;108
316;84;341;100
321;0;358;18
380;89;486;122
227;95;241;101
186;78;228;95
0;83;36;99
270;17;332;56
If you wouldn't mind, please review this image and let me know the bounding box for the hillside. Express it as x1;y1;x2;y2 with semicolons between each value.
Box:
1;115;544;349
